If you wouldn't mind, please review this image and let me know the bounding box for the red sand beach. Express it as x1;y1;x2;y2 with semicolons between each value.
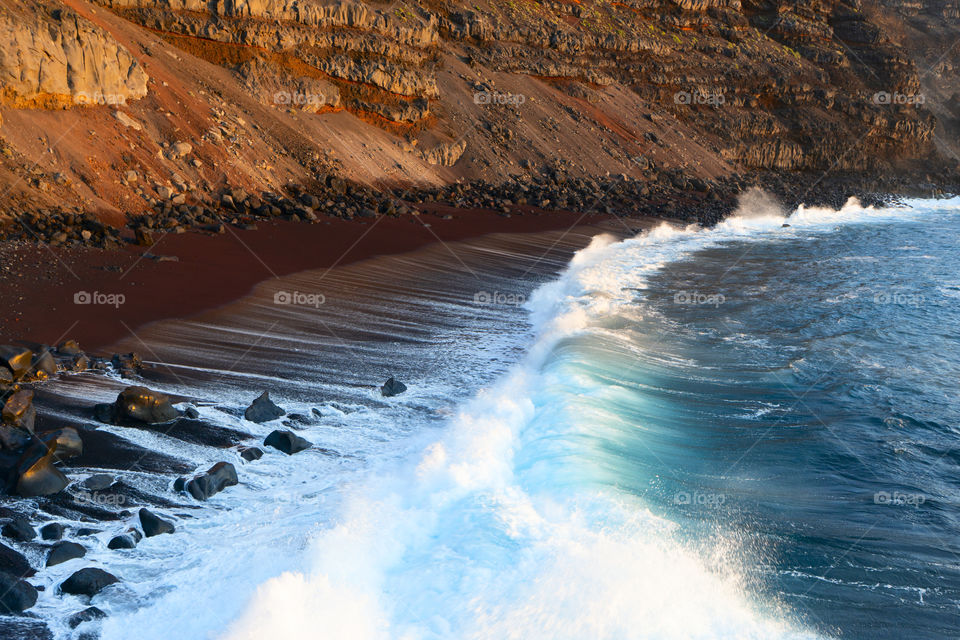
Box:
0;208;633;351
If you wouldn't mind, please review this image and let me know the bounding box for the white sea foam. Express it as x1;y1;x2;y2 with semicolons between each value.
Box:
95;195;960;640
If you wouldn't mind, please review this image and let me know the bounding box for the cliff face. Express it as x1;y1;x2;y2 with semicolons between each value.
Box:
0;0;954;220
0;3;147;108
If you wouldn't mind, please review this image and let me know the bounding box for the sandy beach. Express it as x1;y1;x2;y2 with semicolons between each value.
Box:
0;207;639;351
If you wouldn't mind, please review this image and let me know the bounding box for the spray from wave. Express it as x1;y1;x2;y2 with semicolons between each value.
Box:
93;193;960;640
217;194;922;640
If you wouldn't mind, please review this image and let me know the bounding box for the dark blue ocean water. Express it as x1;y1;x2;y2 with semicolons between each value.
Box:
82;196;956;640
544;199;960;638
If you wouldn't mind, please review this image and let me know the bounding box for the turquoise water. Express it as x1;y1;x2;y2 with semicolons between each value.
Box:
626;201;960;638
88;195;960;640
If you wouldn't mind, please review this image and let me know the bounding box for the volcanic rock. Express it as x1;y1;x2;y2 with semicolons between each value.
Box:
184;462;238;501
60;568;119;597
380;377;407;397
0;571;38;614
46;541;86;567
264;429;312;455
244;391;285;423
138;508;174;537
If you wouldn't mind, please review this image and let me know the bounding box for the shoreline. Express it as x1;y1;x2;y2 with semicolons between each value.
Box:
1;171;940;355
0;206;628;352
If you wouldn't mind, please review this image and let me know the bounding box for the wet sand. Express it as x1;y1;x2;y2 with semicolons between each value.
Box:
0;208;647;351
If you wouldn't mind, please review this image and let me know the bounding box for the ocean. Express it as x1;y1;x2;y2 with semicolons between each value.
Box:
35;194;960;639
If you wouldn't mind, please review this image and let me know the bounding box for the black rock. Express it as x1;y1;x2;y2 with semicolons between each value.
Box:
16;443;69;497
60;568;119;597
244;391;285;423
0;570;38;613
40;522;65;541
311;408;323;419
138;508;174;537
68;606;106;628
58;340;83;356
75;528;101;537
0;346;33;380
47;541;86;567
182;405;200;419
2;516;36;542
0;542;32;576
107;534;137;550
2;389;36;433
81;474;115;492
185;462;238;500
380;377;407;397
33;351;57;377
239;446;263;462
112;386;180;424
92;403;118;424
264;430;312;455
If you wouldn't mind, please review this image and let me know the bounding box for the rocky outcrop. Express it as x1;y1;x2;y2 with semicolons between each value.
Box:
421;140;467;167
0;1;148;109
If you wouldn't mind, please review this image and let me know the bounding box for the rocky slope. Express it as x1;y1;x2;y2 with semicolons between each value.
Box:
0;0;956;232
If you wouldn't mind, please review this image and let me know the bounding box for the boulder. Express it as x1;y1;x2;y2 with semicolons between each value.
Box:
32;351;57;377
244;391;285;423
107;532;138;550
40;522;65;541
60;568;118;597
138;508;174;537
2;516;36;542
0;346;33;380
239;446;263;462
81;474;114;492
380;377;407;397
0;571;38;613
92;402;117;424
68;606;107;628
72;354;90;372
185;462;238;501
110;352;143;377
46;541;86;567
264;429;312;455
0;424;30;451
111;386;179;424
16;444;69;497
58;340;82;356
0;542;32;576
2;389;36;433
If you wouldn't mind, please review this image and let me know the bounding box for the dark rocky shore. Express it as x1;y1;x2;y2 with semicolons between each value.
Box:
0;334;411;636
2;167;955;251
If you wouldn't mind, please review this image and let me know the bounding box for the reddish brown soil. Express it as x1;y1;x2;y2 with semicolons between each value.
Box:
0;209;616;352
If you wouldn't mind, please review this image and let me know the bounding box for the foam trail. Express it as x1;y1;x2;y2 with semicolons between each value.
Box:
197;195;960;639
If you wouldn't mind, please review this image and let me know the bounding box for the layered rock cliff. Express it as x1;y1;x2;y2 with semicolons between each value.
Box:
0;0;955;223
